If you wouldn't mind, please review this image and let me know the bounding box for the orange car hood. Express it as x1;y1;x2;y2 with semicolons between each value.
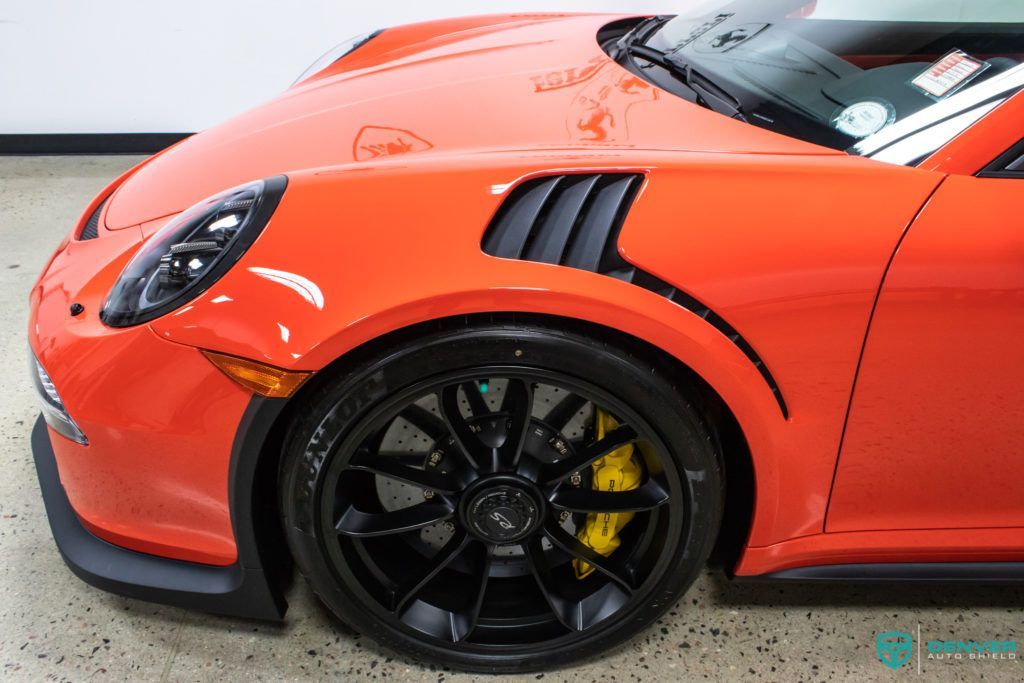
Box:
105;13;838;229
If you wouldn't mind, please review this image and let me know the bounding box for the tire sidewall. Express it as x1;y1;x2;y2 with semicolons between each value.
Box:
280;323;723;673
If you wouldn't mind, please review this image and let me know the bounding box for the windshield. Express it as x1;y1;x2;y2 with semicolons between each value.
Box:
641;0;1024;164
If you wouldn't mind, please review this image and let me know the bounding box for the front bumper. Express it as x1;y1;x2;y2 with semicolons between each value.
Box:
29;181;291;619
31;414;285;620
29;222;254;565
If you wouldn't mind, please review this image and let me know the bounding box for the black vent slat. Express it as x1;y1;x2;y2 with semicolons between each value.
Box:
481;172;788;418
524;175;599;265
79;198;107;241
563;176;636;272
604;267;637;283
483;177;562;259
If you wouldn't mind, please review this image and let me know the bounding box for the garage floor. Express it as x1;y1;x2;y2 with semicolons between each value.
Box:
1;156;1022;682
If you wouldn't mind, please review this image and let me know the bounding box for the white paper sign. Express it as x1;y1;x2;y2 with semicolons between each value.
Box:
911;50;990;98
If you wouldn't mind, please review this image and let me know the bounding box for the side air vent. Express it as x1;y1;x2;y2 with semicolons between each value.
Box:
484;174;643;271
482;173;788;417
79;198;107;241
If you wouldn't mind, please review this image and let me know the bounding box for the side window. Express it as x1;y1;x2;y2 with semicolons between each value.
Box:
980;139;1024;178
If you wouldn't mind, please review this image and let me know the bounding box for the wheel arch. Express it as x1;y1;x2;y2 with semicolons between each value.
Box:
241;311;760;603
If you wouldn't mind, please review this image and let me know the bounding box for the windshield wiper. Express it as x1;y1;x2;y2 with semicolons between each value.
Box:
623;43;748;122
612;15;673;59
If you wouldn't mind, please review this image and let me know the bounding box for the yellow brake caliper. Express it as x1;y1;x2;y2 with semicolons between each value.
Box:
573;408;642;579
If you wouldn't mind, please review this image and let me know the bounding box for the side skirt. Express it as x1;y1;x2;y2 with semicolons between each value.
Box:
744;562;1024;584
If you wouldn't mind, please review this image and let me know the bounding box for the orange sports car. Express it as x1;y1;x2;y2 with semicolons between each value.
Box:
28;0;1024;673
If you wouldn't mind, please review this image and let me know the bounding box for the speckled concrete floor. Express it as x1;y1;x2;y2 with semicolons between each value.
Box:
1;156;1022;682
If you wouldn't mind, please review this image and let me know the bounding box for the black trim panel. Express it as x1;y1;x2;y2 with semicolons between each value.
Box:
0;133;192;155
482;173;788;417
750;562;1024;584
78;198;107;241
227;396;293;602
31;414;286;620
979;138;1024;179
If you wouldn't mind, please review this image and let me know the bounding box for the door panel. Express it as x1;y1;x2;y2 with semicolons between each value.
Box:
828;174;1024;532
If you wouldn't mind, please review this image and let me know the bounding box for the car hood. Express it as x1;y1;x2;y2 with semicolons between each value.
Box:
105;13;838;229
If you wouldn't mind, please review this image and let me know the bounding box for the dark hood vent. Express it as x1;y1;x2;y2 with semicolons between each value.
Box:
482;173;788;417
79;198;107;241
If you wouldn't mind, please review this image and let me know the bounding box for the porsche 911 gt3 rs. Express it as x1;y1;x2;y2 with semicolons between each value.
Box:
28;0;1024;672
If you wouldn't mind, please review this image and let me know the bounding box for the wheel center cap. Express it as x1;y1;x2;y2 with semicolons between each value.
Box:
464;484;541;544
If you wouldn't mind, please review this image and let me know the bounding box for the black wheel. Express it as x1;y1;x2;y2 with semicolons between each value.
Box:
280;320;723;673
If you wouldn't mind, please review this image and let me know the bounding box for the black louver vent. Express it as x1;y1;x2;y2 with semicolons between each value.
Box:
483;174;642;271
482;173;788;417
79;198;107;241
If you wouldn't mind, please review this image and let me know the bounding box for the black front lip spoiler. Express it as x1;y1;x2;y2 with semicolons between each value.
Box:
30;414;285;620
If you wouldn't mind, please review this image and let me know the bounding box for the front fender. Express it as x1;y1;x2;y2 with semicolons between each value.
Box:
146;155;804;548
150;150;940;553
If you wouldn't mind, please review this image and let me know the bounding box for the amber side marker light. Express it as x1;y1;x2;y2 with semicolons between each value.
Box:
201;350;311;398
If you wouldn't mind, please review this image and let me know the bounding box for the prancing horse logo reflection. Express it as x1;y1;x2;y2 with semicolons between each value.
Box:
353;126;433;162
569;70;659;142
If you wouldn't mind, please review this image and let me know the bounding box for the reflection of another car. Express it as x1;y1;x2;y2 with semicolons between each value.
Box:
28;0;1024;674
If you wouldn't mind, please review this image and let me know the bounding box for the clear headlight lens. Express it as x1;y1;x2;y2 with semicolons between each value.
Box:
30;353;88;445
292;29;384;86
101;176;287;327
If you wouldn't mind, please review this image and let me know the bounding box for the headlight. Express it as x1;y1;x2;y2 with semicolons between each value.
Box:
292;29;384;86
31;353;88;444
101;176;287;327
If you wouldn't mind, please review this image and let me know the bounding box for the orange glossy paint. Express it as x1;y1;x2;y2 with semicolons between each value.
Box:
27;13;1024;574
101;15;833;230
827;174;1024;533
921;90;1024;176
30;227;244;565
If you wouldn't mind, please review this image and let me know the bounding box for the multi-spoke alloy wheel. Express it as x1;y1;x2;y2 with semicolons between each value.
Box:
281;321;723;673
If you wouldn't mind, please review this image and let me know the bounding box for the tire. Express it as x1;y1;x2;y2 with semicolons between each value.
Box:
279;319;723;673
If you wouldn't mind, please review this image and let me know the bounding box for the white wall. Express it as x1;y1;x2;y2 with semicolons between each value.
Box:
0;1;683;134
